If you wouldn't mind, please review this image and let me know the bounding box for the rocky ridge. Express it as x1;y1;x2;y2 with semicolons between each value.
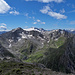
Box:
0;27;75;74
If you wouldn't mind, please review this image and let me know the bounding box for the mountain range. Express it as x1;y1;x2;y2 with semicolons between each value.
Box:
0;27;75;74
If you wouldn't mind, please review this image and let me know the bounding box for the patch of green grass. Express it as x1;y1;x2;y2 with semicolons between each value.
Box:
48;37;66;48
55;37;66;48
0;60;73;75
25;50;45;63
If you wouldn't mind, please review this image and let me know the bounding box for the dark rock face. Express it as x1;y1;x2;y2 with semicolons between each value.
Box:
0;43;14;59
49;29;72;40
59;37;75;73
28;30;44;38
40;36;75;73
0;27;45;59
0;27;25;42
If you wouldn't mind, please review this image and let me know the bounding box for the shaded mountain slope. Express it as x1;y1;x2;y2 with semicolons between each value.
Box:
0;43;14;60
25;36;75;73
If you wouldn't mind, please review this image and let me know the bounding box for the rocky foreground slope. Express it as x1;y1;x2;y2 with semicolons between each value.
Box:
0;60;74;75
0;27;75;74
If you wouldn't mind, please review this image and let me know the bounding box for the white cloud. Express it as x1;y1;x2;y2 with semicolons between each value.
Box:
48;11;67;19
33;22;37;24
33;19;45;25
9;10;20;15
25;22;27;23
0;23;7;30
0;0;20;15
25;13;32;19
0;0;11;13
25;0;63;3
33;17;35;19
60;8;65;13
40;6;51;14
25;13;28;17
37;19;41;22
0;26;7;29
70;21;75;25
0;23;6;26
40;5;67;19
41;22;45;24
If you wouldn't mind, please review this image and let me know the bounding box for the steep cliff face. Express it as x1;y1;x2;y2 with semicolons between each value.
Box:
37;36;75;73
59;36;75;73
0;27;45;59
0;43;14;60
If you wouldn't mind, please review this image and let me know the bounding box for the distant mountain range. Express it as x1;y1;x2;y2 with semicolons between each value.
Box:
0;27;75;74
66;29;75;34
0;31;7;34
0;28;75;35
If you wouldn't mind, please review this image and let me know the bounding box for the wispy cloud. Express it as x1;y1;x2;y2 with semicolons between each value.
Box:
72;4;75;8
48;11;67;19
0;0;20;15
0;23;6;26
33;19;45;25
70;21;75;25
41;22;45;24
40;6;51;14
25;22;27;23
24;13;32;19
40;5;67;19
0;0;11;13
60;8;65;13
9;10;20;15
37;19;41;22
25;13;29;17
68;10;75;13
0;23;7;30
33;22;37;24
25;0;63;3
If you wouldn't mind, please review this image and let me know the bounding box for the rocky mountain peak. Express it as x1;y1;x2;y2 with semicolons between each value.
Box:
0;27;75;74
11;27;24;33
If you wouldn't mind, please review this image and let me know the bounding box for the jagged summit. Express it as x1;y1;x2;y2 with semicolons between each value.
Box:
0;27;75;73
0;27;75;35
11;27;24;32
24;27;46;32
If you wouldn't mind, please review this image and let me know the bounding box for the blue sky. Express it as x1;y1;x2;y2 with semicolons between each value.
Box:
0;0;75;30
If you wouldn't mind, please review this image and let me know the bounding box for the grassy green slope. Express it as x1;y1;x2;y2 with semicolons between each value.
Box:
25;37;66;63
24;37;75;73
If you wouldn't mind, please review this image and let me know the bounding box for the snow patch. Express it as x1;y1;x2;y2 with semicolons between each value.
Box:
47;41;50;43
37;36;44;40
70;29;75;32
44;36;45;38
9;39;13;43
17;37;21;41
24;27;41;32
9;44;11;48
61;31;64;34
20;32;27;39
28;35;33;38
55;38;58;41
42;43;44;44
